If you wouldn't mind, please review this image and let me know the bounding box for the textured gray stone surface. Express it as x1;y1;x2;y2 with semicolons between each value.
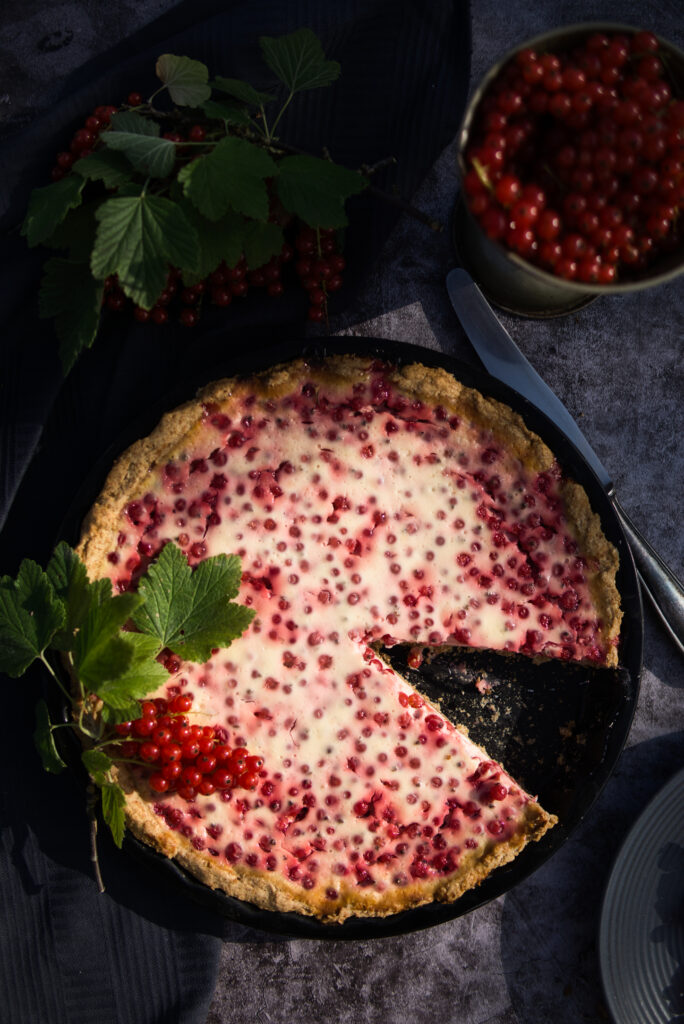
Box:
2;1;682;1022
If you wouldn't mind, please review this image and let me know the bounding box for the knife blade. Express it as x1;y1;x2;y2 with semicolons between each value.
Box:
446;267;684;656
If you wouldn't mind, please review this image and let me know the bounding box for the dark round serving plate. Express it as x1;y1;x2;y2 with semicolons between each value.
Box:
54;335;642;940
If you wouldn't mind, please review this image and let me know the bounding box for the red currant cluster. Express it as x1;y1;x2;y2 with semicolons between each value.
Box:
112;691;265;801
47;90;348;326
102;245;294;329
463;30;683;283
292;226;346;321
49;94;138;180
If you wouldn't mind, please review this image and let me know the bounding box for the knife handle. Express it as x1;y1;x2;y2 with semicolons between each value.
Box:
611;494;684;656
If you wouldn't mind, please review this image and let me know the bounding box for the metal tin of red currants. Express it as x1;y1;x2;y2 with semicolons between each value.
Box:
455;23;684;317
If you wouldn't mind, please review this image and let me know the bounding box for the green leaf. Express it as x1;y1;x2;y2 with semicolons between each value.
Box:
101;783;126;847
92;632;166;709
242;219;284;269
34;699;67;774
0;560;65;676
46;542;92;649
91;194;200;309
73;149;134;189
100;698;144;726
276;155;366;228
155;54;211;107
72;592;143;692
38;258;103;374
179;201;244;282
42;202;99;259
131;544;254;663
260;28;340;93
212;76;273;107
82;748;112;786
177;136;277;222
200;98;252;127
102;112;176;179
21;175;85;248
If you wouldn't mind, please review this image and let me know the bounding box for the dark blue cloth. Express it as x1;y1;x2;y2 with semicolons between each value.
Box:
0;2;471;1021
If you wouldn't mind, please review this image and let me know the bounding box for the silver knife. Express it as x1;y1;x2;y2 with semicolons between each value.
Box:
446;267;684;656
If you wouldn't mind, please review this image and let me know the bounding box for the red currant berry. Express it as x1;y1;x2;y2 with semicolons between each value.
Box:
149;773;169;793
494;173;522;206
631;31;659;54
140;742;161;763
176;786;197;801
132;718;155;737
537;209;561;240
161;741;183;763
556;257;578;280
211;287;233;307
171;693;193;713
197;754;217;775
151;306;168;325
229;749;248;774
162;761;182;782
211;768;233;789
179;307;198;327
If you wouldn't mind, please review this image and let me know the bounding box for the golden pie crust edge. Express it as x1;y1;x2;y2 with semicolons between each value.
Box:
116;764;554;923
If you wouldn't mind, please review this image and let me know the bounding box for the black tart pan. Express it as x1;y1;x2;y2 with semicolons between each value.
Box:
53;335;643;940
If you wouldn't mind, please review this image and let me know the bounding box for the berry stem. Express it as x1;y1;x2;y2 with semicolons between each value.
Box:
39;652;76;705
86;783;106;893
266;89;296;143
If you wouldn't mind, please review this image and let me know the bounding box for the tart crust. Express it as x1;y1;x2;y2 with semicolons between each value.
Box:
77;354;623;923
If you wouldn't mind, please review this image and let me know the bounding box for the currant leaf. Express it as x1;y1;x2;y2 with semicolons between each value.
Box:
131;543;254;663
242;219;284;269
21;175;85;248
91;632;167;709
276;155;366;227
101;783;126;848
81;748;113;787
178;201;244;282
73;149;134;189
0;560;65;677
260;28;340;94
34;699;67;774
45;541;92;649
177;136;277;222
72;591;143;692
200;98;252;127
102;112;176;179
212;76;273;107
38;258;104;374
42;203;99;260
155;54;211;107
99;699;143;726
91;194;200;309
